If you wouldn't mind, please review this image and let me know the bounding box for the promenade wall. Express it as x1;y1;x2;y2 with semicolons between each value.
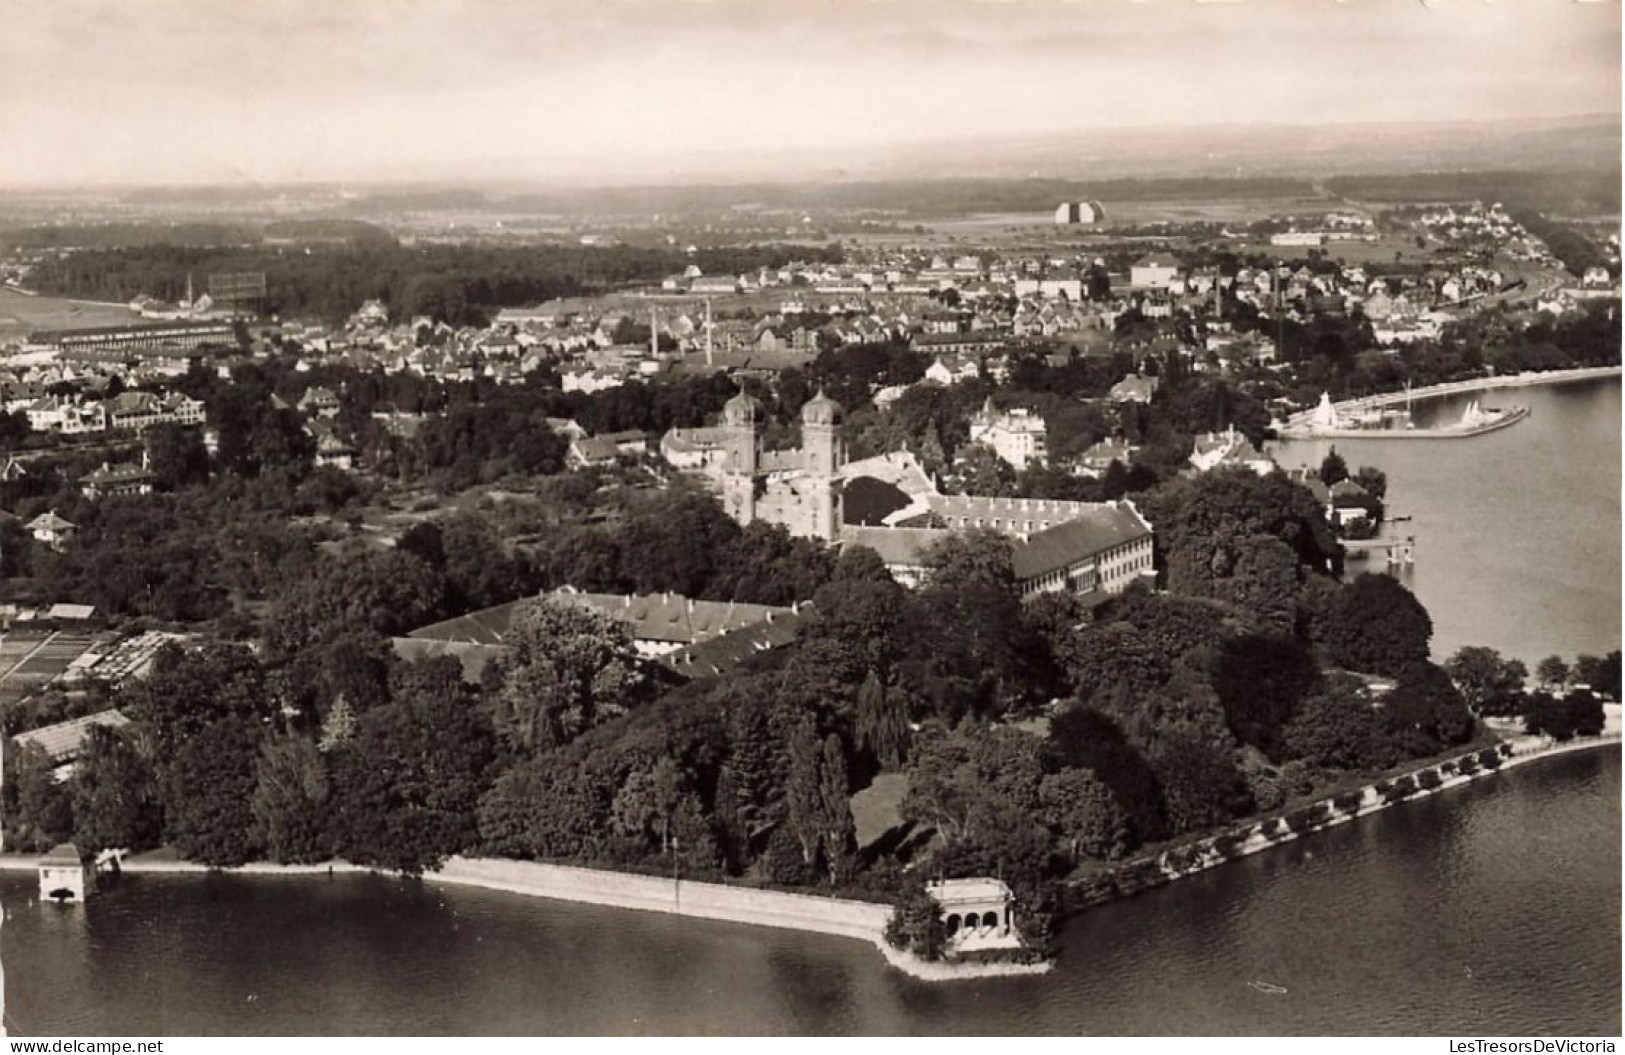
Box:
1067;730;1621;912
429;856;891;944
1283;365;1621;429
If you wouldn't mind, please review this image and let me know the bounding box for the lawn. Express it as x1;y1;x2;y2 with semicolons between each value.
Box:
0;288;140;335
850;771;909;850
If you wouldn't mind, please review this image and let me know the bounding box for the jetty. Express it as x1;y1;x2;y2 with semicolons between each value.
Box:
1276;366;1618;440
1279;389;1528;440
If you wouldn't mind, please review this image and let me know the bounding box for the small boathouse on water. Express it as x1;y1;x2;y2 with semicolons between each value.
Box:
38;844;88;903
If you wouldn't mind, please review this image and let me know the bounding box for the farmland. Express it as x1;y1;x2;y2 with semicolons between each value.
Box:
0;628;105;706
0;287;141;335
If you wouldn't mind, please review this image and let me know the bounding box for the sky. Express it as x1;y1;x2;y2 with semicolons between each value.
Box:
0;0;1619;186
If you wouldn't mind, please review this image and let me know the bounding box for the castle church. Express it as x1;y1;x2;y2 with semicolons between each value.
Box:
720;387;845;541
713;388;1156;600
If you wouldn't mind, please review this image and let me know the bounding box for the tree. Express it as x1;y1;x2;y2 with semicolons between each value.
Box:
1522;691;1571;740
1141;467;1342;597
1525;689;1605;742
611;758;684;857
163;717;266;867
1574;652;1622;700
1535;655;1571;693
909;530;1046;715
855;671;910;770
1212;632;1319;756
1353;466;1387;501
487;597;639;753
329;660;496;873
884;874;946;961
1146;727;1253;835
784;719;825;869
116;643;274;866
250;734;333;864
1315;574;1433;677
71;725;163;855
318;695;358;752
1281;676;1394;772
1037;768;1129;863
1047;704;1168;845
816;734;856;884
1214;535;1301;632
900;725;1045;845
1444;646;1529;716
4;742;74;852
144;422;211;490
1384;662;1475;755
716;683;787;853
1566;689;1606;738
1319;447;1349;486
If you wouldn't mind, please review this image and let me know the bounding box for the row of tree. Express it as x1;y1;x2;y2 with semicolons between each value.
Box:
25;242;843;326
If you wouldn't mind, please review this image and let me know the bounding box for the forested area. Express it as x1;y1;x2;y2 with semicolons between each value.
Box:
0;310;1612;958
3;444;1524;957
22;241;842;326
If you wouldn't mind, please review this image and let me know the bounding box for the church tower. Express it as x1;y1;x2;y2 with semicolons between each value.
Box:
800;389;844;542
722;388;763;526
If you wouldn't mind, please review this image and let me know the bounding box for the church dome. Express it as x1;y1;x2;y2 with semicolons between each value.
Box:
800;389;843;426
723;389;764;427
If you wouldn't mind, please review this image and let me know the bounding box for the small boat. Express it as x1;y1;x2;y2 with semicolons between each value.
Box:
1248;981;1288;995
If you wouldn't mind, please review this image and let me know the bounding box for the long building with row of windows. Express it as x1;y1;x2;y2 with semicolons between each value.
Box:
704;388;1154;602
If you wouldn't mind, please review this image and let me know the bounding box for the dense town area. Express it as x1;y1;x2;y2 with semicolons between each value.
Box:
0;176;1619;960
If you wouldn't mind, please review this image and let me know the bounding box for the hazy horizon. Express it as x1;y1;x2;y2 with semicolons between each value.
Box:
2;0;1619;188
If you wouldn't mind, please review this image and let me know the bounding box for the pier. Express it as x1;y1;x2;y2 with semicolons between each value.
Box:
1276;366;1619;439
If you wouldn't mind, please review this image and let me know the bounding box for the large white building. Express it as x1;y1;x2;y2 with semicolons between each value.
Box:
1130;256;1181;290
968;400;1047;470
1054;201;1106;225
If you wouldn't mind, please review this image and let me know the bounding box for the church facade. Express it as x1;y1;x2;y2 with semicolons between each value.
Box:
720;388;844;542
714;389;1156;602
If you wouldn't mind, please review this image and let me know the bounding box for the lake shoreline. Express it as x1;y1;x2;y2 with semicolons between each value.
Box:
1;732;1613;985
1064;726;1621;913
1284;365;1622;425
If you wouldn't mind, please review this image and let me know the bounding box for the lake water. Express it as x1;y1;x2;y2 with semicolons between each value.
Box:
1;750;1616;1036
1;376;1617;1036
1274;377;1622;666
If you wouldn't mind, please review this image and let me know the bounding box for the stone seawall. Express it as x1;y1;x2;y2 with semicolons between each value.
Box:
428;856;892;945
0;850;1043;981
1067;732;1621;913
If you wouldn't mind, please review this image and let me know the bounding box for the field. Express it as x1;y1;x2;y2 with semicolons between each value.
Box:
0;287;141;336
1214;232;1443;266
0;629;102;705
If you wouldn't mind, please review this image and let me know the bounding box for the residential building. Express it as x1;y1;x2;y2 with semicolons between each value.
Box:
398;589;809;682
13;710;131;783
968;400;1047;470
1130;256;1181;290
1189;426;1276;475
1010;502;1155;599
1108;372;1160;405
27;510;76;549
80;462;155;500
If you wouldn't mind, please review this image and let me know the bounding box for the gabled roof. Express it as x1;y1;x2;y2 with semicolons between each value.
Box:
81;463;154;486
1010;502;1153;582
659;607;809;679
409;590;799;648
27;511;75;532
839;525;948;569
14;709;130;764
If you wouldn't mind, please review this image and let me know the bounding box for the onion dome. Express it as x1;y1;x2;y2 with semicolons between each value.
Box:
800;388;844;427
723;389;764;427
